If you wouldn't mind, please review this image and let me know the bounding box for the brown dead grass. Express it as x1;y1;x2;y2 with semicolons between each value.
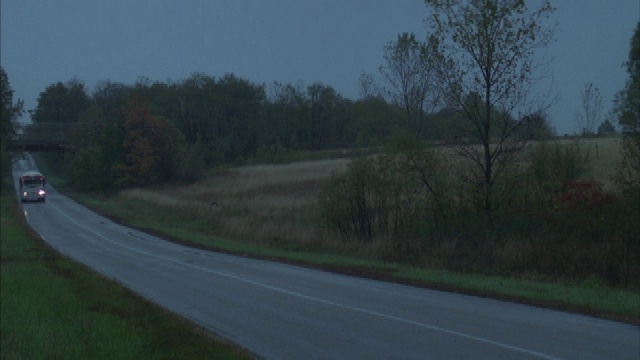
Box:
122;158;350;246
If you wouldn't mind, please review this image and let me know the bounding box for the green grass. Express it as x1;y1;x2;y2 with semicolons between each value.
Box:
392;267;640;321
0;191;253;359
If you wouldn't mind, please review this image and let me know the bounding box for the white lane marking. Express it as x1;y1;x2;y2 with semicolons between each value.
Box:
47;202;562;360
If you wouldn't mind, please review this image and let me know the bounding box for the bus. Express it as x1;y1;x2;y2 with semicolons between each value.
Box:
19;171;46;202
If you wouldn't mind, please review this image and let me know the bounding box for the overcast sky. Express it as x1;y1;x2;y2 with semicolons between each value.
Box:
1;1;638;135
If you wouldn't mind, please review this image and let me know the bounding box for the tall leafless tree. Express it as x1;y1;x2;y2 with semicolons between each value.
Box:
426;0;556;227
379;32;441;135
575;82;603;137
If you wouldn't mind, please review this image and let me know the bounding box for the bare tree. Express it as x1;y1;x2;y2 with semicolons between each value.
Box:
357;71;382;100
379;32;441;135
575;82;603;137
426;0;556;227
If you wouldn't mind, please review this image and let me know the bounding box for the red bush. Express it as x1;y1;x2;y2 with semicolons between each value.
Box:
557;181;615;209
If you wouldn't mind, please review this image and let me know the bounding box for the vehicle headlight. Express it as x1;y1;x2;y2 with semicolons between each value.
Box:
23;192;28;197
38;190;46;196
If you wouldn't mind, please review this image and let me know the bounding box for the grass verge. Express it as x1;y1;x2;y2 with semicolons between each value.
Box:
0;192;253;359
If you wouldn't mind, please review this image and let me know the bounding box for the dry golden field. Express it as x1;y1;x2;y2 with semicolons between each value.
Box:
121;158;351;247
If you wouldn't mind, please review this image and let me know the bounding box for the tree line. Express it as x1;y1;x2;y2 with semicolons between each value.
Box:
21;68;552;192
26;74;398;190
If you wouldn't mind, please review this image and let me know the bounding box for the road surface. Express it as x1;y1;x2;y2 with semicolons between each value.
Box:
12;156;640;359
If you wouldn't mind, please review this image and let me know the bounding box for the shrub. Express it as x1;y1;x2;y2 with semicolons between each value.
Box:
318;157;385;241
525;141;591;208
318;134;457;260
557;180;614;209
317;137;638;287
613;134;640;209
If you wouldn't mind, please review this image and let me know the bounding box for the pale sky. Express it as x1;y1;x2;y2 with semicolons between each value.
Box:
1;0;638;135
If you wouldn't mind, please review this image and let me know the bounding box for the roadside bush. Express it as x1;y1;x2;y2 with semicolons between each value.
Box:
384;133;457;241
319;157;398;242
481;141;640;286
613;134;640;210
318;159;367;241
318;134;460;261
530;196;639;288
318;136;640;288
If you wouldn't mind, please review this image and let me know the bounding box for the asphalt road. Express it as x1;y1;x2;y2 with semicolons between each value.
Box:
12;156;640;359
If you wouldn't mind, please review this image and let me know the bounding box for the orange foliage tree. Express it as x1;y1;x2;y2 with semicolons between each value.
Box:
122;96;182;186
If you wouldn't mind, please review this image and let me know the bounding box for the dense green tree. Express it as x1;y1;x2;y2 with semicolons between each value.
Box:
131;79;184;133
524;112;554;140
268;81;310;149
426;0;556;226
165;73;267;162
597;119;616;137
216;74;267;160
67;121;120;192
0;68;22;140
307;83;352;149
613;22;640;202
173;73;217;146
54;80;131;191
509;111;554;141
32;78;90;124
617;22;640;135
92;80;134;121
64;112;127;192
349;97;399;146
26;78;91;147
0;67;24;183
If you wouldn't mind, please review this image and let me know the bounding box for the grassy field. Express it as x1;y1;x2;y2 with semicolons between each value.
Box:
50;137;639;324
0;192;253;359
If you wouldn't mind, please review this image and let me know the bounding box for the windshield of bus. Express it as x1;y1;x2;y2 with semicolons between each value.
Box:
22;177;43;186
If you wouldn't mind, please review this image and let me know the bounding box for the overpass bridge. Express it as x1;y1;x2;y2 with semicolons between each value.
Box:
9;122;74;152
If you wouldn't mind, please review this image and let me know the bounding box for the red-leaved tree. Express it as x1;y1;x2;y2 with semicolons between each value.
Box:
122;96;181;186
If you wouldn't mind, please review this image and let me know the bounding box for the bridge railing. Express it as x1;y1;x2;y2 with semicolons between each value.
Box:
14;122;76;143
10;122;78;151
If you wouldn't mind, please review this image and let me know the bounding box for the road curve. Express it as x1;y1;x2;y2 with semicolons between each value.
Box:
12;156;640;359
